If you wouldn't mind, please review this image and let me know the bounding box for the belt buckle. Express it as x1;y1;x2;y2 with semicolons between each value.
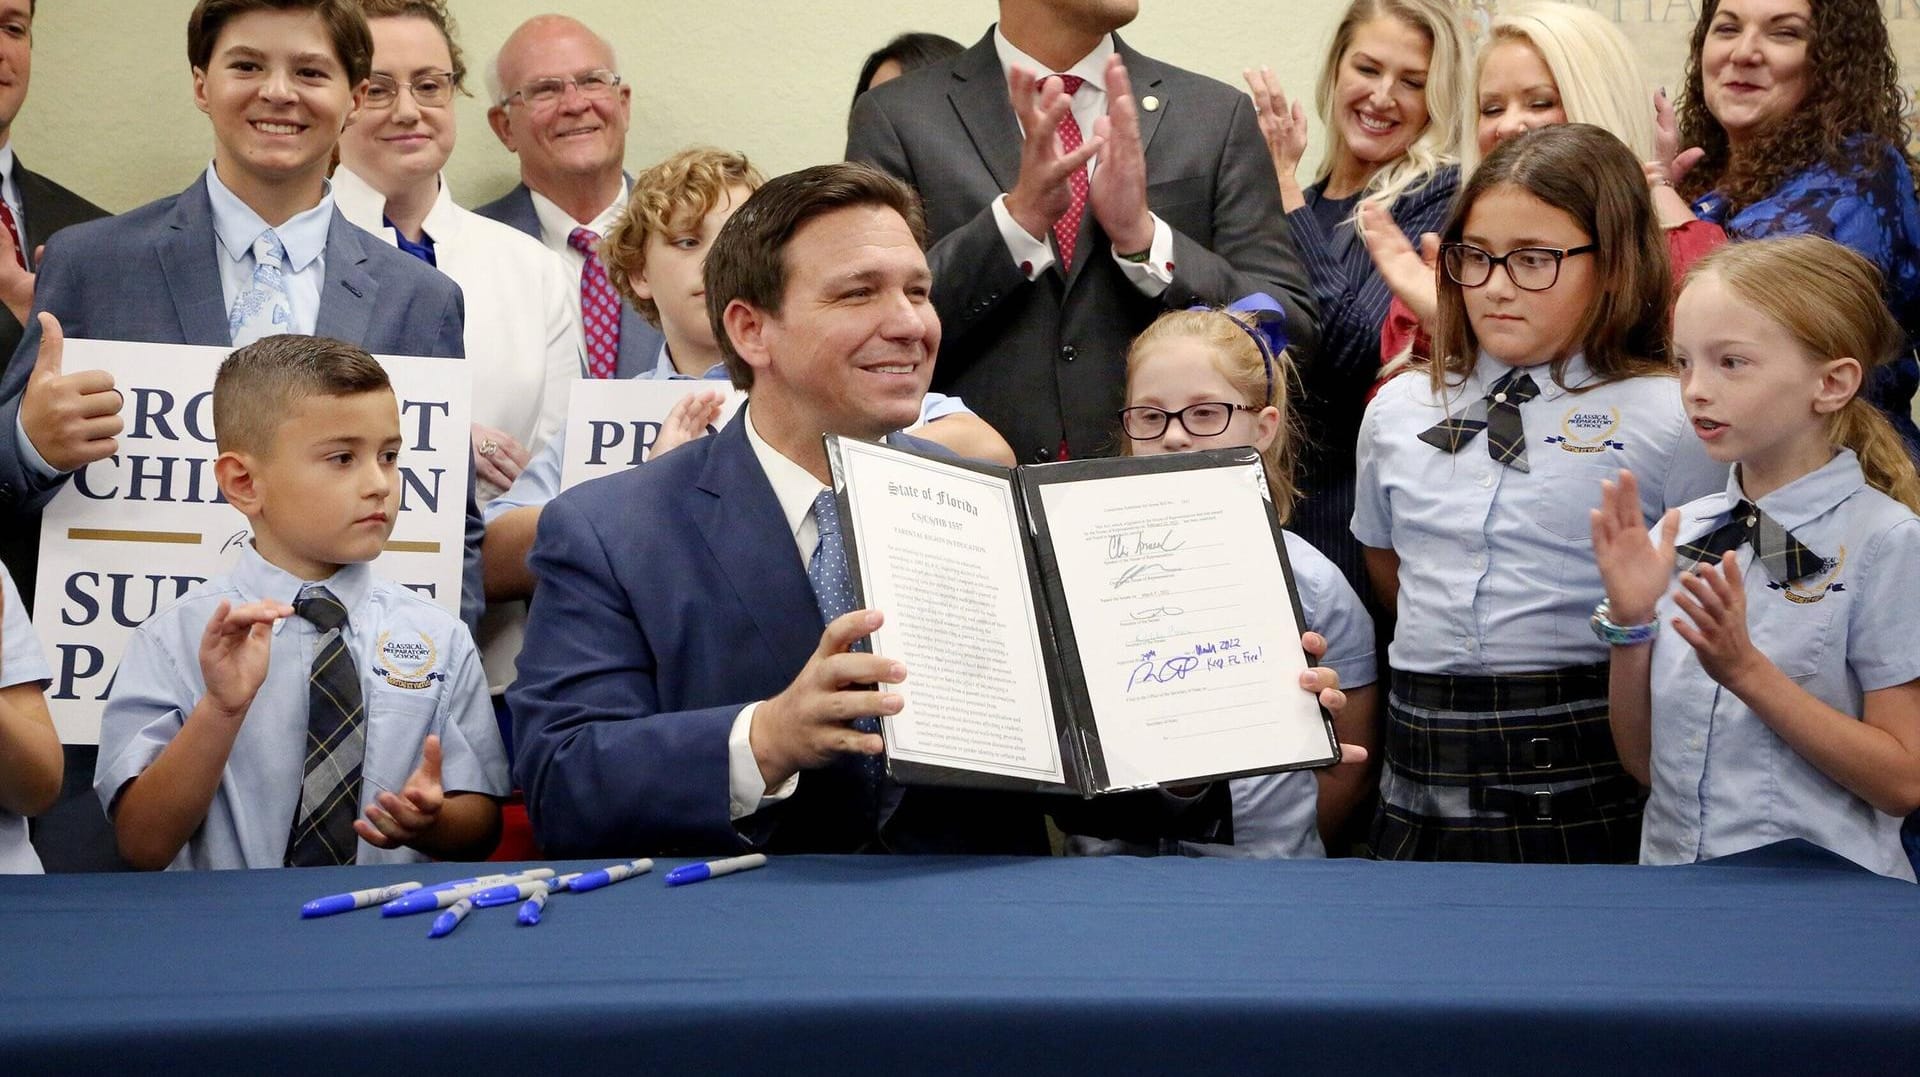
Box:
1533;789;1553;821
1529;736;1554;770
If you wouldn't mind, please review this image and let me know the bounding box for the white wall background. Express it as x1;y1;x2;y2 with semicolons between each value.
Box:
15;3;1920;215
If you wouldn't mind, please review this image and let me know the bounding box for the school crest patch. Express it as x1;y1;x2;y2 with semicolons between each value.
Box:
1544;406;1626;454
1766;545;1847;605
376;631;439;689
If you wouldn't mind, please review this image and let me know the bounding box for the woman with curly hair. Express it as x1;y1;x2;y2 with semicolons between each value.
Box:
1677;0;1920;452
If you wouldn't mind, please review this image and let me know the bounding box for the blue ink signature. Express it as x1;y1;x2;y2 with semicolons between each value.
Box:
1126;650;1201;691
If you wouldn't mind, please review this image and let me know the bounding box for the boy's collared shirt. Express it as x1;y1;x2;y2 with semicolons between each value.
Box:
204;163;333;338
1644;450;1920;881
0;562;51;874
1353;351;1727;675
95;545;509;870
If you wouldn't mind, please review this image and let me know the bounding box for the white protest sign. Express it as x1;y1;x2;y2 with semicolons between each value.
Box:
35;340;471;744
558;378;744;491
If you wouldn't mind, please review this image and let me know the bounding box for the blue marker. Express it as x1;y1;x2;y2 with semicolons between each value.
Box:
427;897;474;939
665;853;768;887
472;879;555;909
517;889;549;926
381;869;555;916
300;880;422;918
568;858;653;893
418;870;522;896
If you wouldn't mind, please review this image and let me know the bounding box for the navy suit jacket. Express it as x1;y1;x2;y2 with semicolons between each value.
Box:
472;181;664;378
509;418;1051;858
0;175;486;631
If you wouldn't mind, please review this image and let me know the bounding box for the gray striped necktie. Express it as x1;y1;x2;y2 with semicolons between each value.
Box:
283;585;366;867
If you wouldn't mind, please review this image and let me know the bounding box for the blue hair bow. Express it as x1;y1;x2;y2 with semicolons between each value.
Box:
1186;293;1289;404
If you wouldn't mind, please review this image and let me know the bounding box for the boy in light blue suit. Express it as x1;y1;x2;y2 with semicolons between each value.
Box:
0;0;483;631
97;334;507;870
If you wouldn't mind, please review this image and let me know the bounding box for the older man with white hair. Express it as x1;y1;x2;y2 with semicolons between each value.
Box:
475;13;661;378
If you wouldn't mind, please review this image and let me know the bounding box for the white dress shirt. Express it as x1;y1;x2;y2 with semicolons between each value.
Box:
988;27;1174;292
722;405;826;820
332;166;585;495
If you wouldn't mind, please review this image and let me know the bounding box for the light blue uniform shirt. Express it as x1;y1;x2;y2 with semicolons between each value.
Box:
486;345;978;521
1643;451;1920;881
204;163;332;338
1072;532;1378;859
95;546;509;870
0;563;52;874
1353;352;1725;675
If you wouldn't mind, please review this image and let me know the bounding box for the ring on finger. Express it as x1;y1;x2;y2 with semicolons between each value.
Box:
479;439;500;457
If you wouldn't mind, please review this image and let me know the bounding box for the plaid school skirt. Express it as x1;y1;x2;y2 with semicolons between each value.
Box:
1370;664;1645;863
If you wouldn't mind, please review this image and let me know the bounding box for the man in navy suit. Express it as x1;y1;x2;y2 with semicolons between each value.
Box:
510;163;1054;856
511;163;1352;857
473;14;662;378
0;0;482;632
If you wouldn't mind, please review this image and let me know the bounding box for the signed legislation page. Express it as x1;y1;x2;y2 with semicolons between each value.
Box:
831;439;1068;785
1030;460;1334;789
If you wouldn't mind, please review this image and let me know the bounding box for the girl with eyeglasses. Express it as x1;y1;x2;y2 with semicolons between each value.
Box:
1078;298;1379;858
1351;124;1725;863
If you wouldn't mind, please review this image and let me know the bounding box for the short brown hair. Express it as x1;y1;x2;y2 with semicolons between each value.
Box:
602;148;766;327
1431;123;1671;395
703;162;926;389
188;0;374;86
352;0;466;90
214;334;392;454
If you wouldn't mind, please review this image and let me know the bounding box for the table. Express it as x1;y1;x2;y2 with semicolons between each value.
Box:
3;842;1916;1074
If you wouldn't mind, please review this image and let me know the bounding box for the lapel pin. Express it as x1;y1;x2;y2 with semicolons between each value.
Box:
1141;95;1161;112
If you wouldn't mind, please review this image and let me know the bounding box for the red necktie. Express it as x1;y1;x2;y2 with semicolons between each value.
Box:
0;200;25;270
1047;74;1090;271
570;227;621;379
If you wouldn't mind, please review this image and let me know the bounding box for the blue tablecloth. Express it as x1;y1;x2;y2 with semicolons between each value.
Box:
3;843;1917;1074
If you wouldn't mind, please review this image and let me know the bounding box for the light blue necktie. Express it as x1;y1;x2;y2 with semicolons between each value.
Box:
229;230;293;348
807;489;885;798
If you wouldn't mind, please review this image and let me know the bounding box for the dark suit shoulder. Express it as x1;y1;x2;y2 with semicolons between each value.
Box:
547;429;721;537
15;166;107;228
471;184;537;237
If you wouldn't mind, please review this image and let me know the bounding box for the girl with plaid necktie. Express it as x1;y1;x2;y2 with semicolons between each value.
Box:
1594;235;1920;881
1352;124;1725;862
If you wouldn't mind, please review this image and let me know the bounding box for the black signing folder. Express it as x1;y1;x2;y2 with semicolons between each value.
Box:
824;436;1339;796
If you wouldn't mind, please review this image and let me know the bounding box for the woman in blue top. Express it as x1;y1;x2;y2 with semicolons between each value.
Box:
1244;0;1471;595
1676;0;1920;453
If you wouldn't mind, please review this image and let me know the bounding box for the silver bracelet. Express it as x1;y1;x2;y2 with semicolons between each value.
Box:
1590;599;1658;646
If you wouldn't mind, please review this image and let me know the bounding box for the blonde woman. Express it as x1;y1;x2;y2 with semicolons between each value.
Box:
1369;2;1726;379
1244;0;1470;594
